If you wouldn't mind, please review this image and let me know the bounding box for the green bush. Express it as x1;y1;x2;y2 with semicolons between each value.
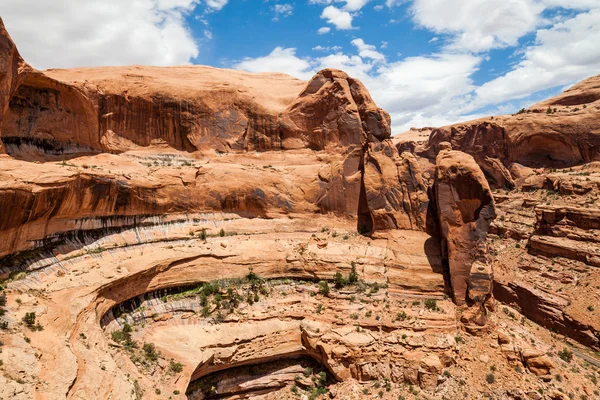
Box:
558;348;573;363
424;299;439;311
334;272;346;289
22;312;36;329
143;343;159;361
318;281;330;296
170;360;183;373
348;262;358;284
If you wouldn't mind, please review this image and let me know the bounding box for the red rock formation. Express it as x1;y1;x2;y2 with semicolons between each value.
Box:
432;144;497;309
280;69;391;150
411;77;600;187
363;140;429;231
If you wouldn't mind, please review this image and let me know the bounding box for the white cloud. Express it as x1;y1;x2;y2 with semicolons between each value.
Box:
313;45;343;51
542;0;598;9
411;0;545;52
1;0;206;69
272;4;294;20
374;5;384;11
312;0;371;30
205;0;229;10
318;27;332;34
386;0;403;6
344;0;370;11
470;9;600;109
321;5;354;29
234;39;483;132
233;47;314;79
351;38;386;61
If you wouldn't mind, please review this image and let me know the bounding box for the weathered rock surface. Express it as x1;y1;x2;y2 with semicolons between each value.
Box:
2;16;600;400
409;75;600;189
432;145;496;308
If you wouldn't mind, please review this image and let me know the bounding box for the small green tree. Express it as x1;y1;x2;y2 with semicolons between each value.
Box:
348;262;358;284
318;281;330;296
143;343;159;361
334;272;346;289
169;360;183;373
22;312;36;328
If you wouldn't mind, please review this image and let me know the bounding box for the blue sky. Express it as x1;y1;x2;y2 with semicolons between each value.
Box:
2;0;600;133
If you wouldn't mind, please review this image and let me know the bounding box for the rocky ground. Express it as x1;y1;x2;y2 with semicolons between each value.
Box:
1;16;600;400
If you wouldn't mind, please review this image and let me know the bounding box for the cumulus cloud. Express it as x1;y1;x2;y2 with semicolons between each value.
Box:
234;5;600;134
542;0;598;9
313;45;343;52
0;0;210;69
205;0;229;10
233;47;314;79
321;5;354;29
411;0;545;52
312;0;371;30
318;27;332;34
351;38;386;61
309;0;370;10
234;38;482;132
470;9;600;109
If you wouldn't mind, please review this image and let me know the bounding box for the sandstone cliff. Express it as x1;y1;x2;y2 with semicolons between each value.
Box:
1;17;600;400
410;77;600;188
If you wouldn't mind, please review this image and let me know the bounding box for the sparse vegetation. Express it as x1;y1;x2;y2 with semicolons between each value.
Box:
22;312;43;331
169;360;183;373
558;348;573;363
318;280;330;296
425;298;440;312
142;343;159;362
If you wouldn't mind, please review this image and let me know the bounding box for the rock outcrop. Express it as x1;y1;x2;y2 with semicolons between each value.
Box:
432;144;496;314
409;76;600;189
280;68;391;150
363;140;429;231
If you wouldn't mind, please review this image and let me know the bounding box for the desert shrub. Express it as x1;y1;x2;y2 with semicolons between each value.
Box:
348;262;359;284
318;281;330;296
334;272;346;289
558;348;573;363
170;360;183;373
142;343;159;361
22;312;36;329
396;311;407;321
425;299;440;311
